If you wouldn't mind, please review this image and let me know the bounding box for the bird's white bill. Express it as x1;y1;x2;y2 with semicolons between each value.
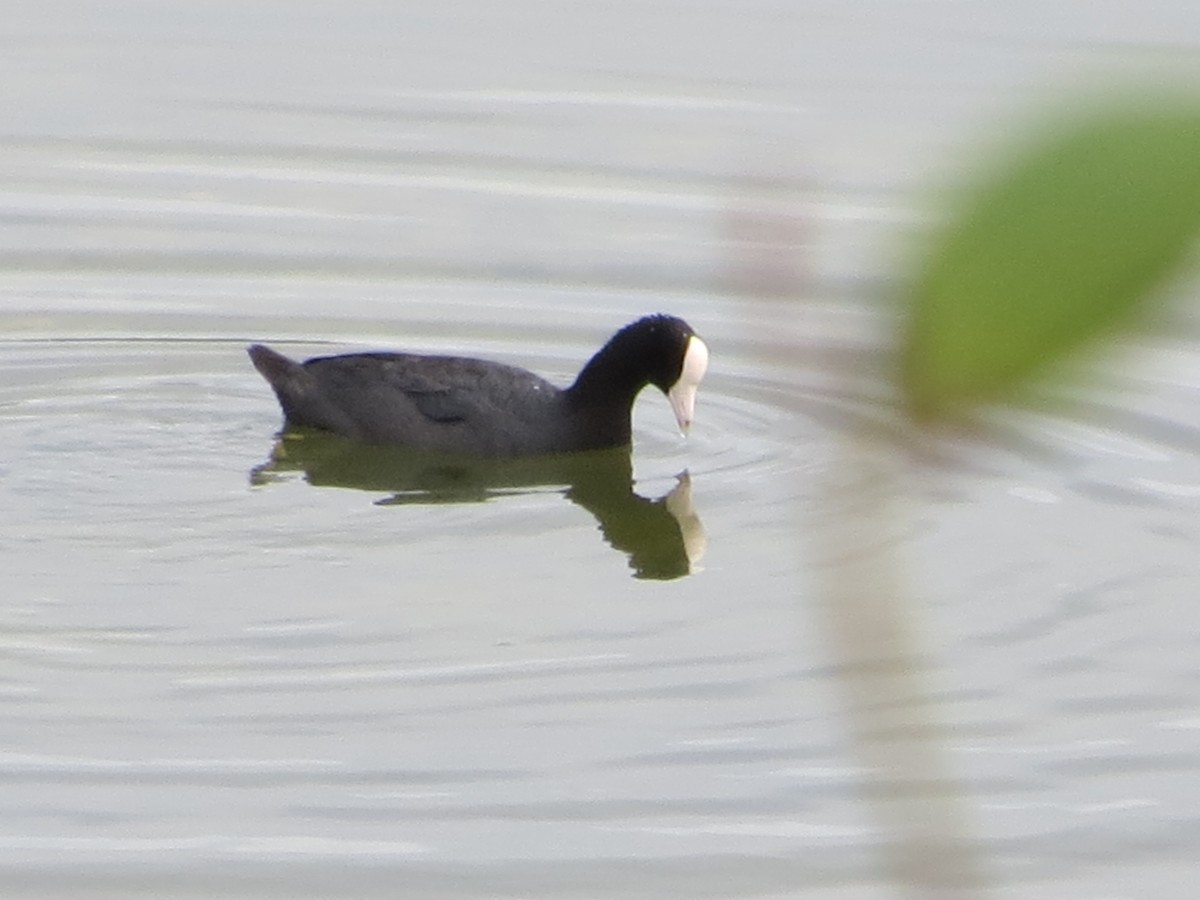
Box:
667;335;709;433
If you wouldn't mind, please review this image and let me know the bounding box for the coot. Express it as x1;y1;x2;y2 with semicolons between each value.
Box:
248;314;708;457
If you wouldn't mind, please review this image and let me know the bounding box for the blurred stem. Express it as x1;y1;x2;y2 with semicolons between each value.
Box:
814;430;992;899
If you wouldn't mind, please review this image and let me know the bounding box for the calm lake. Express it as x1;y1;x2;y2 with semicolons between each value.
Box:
4;3;1200;898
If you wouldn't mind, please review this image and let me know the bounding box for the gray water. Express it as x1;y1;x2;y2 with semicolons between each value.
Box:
4;3;1200;898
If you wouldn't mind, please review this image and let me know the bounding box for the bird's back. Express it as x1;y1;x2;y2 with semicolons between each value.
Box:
248;345;579;456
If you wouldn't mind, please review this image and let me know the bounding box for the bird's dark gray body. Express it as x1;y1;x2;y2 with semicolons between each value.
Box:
248;346;629;457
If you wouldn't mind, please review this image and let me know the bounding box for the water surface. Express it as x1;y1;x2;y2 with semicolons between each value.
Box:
4;3;1200;898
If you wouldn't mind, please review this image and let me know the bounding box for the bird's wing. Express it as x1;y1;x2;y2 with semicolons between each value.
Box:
307;353;546;427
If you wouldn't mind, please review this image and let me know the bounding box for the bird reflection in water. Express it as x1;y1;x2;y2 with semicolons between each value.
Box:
251;431;705;580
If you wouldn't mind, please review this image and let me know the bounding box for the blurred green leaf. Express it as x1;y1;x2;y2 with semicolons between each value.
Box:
903;97;1200;418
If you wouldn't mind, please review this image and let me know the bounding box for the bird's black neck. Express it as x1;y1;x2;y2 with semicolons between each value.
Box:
567;325;656;411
